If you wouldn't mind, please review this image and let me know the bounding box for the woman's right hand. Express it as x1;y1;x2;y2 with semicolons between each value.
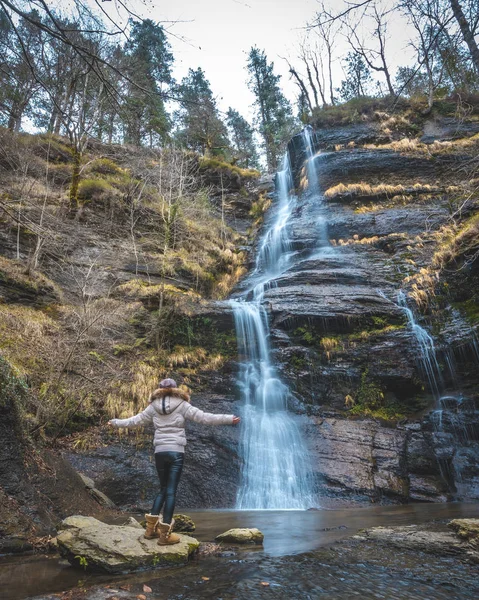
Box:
232;416;241;425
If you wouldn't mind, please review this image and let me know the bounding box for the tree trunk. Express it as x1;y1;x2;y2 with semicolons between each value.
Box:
449;0;479;73
289;65;313;112
7;110;17;131
69;148;81;210
326;43;335;105
107;113;115;144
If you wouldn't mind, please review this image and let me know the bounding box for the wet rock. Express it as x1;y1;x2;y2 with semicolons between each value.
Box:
314;150;438;192
215;527;264;544
359;521;479;562
56;515;199;572
449;519;479;550
78;473;116;508
266;283;401;332
304;415;461;502
287;125;391;183
172;514;196;532
310;418;408;499
421;117;479;143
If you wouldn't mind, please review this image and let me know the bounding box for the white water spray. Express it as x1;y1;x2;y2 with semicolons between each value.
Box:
231;130;318;509
397;290;443;397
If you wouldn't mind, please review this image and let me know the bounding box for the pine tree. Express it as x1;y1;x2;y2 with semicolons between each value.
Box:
123;19;173;146
0;10;43;131
174;68;229;156
338;51;374;101
246;47;297;172
226;108;259;169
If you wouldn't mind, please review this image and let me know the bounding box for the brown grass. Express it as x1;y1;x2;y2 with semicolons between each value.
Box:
364;133;479;156
433;213;479;269
325;181;435;200
331;232;409;247
403;268;439;311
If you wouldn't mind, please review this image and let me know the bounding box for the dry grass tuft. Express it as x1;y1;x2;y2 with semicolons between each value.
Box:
324;181;434;200
432;213;479;269
365;133;479;156
403;268;439;311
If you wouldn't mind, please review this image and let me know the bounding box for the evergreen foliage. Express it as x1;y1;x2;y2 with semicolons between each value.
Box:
174;68;230;157
226;108;260;169
123;19;174;146
338;52;375;102
246;47;297;171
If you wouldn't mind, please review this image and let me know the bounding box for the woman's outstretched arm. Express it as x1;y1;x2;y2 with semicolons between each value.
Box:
183;404;240;426
107;404;156;428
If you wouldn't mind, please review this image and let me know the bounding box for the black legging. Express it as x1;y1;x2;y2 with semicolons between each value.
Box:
151;451;184;523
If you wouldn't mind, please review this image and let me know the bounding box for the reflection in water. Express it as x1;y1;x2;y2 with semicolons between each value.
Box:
2;503;479;600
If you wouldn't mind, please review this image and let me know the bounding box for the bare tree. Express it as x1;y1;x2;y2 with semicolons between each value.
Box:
400;0;451;106
344;1;396;96
449;0;479;73
313;7;338;105
283;56;314;113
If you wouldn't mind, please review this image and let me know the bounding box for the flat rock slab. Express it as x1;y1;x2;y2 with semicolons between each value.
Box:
358;521;479;563
215;528;264;544
57;516;199;573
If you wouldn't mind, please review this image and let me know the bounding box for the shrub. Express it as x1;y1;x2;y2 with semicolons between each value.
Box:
199;156;260;179
46;163;72;185
88;158;124;176
357;369;385;410
77;178;114;201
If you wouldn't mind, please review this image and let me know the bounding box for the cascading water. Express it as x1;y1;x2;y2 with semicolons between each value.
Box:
231;131;317;509
397;290;443;397
302;125;319;196
252;152;295;285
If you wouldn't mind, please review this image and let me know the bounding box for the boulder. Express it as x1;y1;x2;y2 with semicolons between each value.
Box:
123;517;144;530
449;519;479;550
78;473;116;508
215;528;264;544
173;514;196;532
56;516;199;573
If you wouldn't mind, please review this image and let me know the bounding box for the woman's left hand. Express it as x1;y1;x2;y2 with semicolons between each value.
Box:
232;416;241;425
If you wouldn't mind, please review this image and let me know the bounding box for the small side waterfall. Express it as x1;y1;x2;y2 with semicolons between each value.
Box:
302;125;319;196
231;131;317;509
397;291;443;397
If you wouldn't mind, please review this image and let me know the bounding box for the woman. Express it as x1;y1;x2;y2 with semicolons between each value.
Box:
108;378;240;545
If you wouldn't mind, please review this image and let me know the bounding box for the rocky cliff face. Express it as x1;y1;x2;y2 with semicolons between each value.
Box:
76;116;479;509
265;117;479;503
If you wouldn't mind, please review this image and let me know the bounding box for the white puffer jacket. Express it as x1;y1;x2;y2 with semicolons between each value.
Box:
110;388;234;453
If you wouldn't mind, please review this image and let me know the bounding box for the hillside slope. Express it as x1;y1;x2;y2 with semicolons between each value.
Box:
0;128;264;544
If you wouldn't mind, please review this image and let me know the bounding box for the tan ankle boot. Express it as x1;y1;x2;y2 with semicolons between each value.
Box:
157;519;181;545
144;514;161;539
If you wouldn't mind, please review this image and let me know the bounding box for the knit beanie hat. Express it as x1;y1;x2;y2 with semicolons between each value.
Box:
159;378;177;389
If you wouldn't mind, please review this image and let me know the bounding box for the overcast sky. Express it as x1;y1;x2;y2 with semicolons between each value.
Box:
103;0;414;122
155;0;322;119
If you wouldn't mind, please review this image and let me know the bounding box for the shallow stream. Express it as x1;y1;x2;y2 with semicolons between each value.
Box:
2;503;479;600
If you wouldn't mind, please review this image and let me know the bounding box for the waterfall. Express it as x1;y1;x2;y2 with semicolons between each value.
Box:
397;290;443;397
230;130;317;509
302;125;320;197
253;152;295;284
